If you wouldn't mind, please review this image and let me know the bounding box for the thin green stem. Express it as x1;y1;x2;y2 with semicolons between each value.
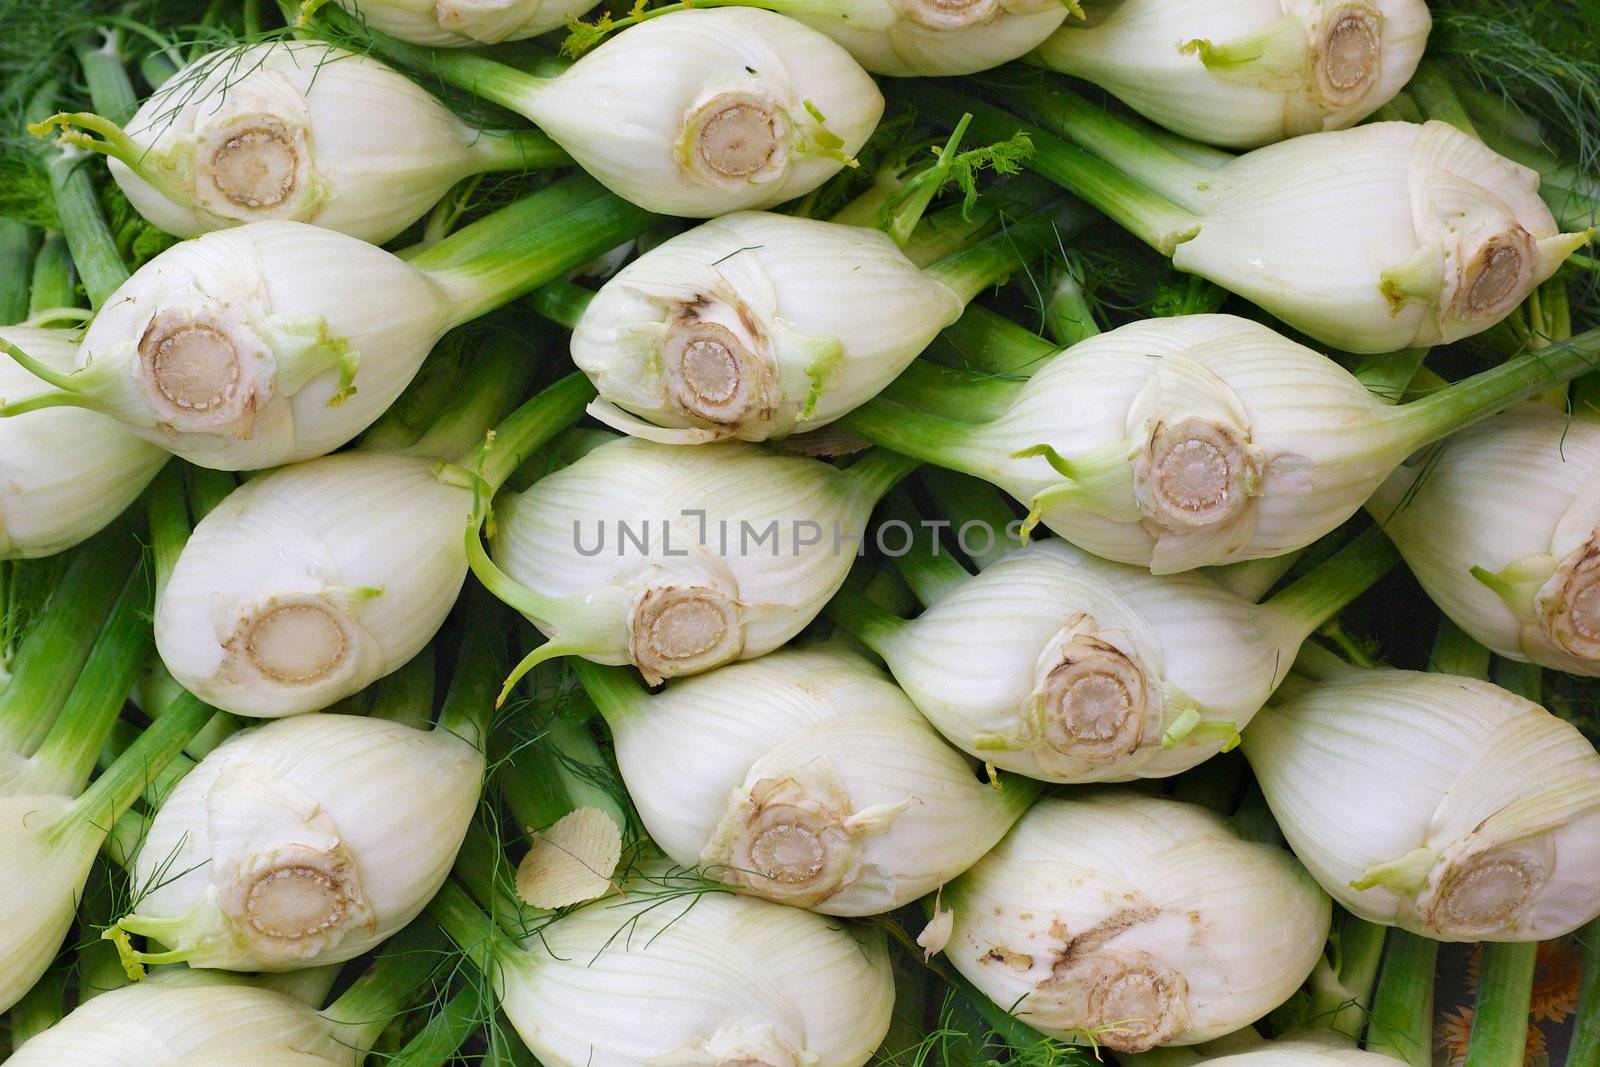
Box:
367;331;541;461
0;529;137;754
1307;911;1388;1039
1000;84;1216;213
0;220;38;325
838;399;990;480
1490;657;1541;702
322;921;451;1055
920;468;1022;571
427;879;521;991
1569;918;1600;1067
1353;348;1430;405
369;647;435;730
537;714;630;831
73;32;138;125
843;448;922;500
913;86;1201;254
1462;942;1538;1067
526;279;594;332
43;145;128;309
184;466;236;521
923;199;1097;304
1043;264;1099;348
823;582;906;654
353;25;552;120
410;176;609;273
29;570;152;797
1387;326;1600;452
389;983;488;1067
1365;930;1439;1065
569;659;650;731
66;690;211;838
1262;526;1399;645
28;233;76;317
879;361;1024;423
1406;59;1481;139
922;303;1060;377
435;605;503;753
881;490;973;605
465;373;596;492
430;192;656;327
144;462;185;600
1430;618;1492;679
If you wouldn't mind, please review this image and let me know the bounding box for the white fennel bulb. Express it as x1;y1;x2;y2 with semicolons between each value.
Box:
115;711;482;970
331;0;602;46
578;645;1039;915
835;530;1390;782
1035;0;1432;148
0;326;166;559
52;43;563;243
937;793;1330;1051
952;87;1590;353
0;186;648;469
1179;1035;1407;1065
572;212;965;442
846;314;1598;571
1169;122;1581;351
1242;667;1600;940
437;875;893;1066
155;453;469;717
0;794;104;1013
1370;403;1600;677
486;436;916;682
7;969;356;1066
385;8;883;217
782;0;1073;76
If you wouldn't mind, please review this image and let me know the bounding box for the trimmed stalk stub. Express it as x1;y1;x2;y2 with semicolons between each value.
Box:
1314;5;1384;106
226;593;361;687
137;305;274;437
628;583;746;684
1038;949;1190;1052
1134;416;1264;532
1029;620;1163;765
682;90;790;187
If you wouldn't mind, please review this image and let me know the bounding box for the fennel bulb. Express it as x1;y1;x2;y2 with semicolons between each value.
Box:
114;711;482;970
774;0;1073;76
576;645;1039;915
831;527;1393;782
0;182;650;470
936;793;1330;1051
844;314;1600;571
1242;666;1600;940
1171;1035;1408;1064
939;87;1588;353
43;43;564;243
1035;0;1432;148
0;326;166;558
368;8;883;217
433;874;894;1066
1370;403;1600;677
329;0;602;46
7;969;357;1066
154;374;588;718
571;210;1033;442
483;436;917;683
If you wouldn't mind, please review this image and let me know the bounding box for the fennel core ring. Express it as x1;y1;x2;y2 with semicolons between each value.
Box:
628;584;745;683
661;318;771;428
138;311;258;433
242;863;358;943
231;596;354;687
1034;627;1158;764
1137;418;1262;531
686;91;788;187
204;120;302;211
1314;5;1384;106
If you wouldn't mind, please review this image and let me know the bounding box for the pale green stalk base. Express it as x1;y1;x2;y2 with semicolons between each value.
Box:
879;491;971;606
390;983;488;1067
321;921;452;1055
1431;618;1491;680
1262;526;1400;647
1569;919;1600;1067
0;220;37;324
1307;911;1388;1040
28;233;76;318
1462;943;1538;1067
7;966;65;1051
1365;929;1439;1065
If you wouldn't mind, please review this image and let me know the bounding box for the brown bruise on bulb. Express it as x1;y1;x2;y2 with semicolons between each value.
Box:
1454;226;1536;323
204;122;301;209
243;863;357;942
902;0;1002;30
225;595;354;687
1031;624;1161;765
628;584;745;684
683;92;790;189
1137;418;1262;532
1424;851;1546;937
1538;534;1600;661
1313;6;1382;106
